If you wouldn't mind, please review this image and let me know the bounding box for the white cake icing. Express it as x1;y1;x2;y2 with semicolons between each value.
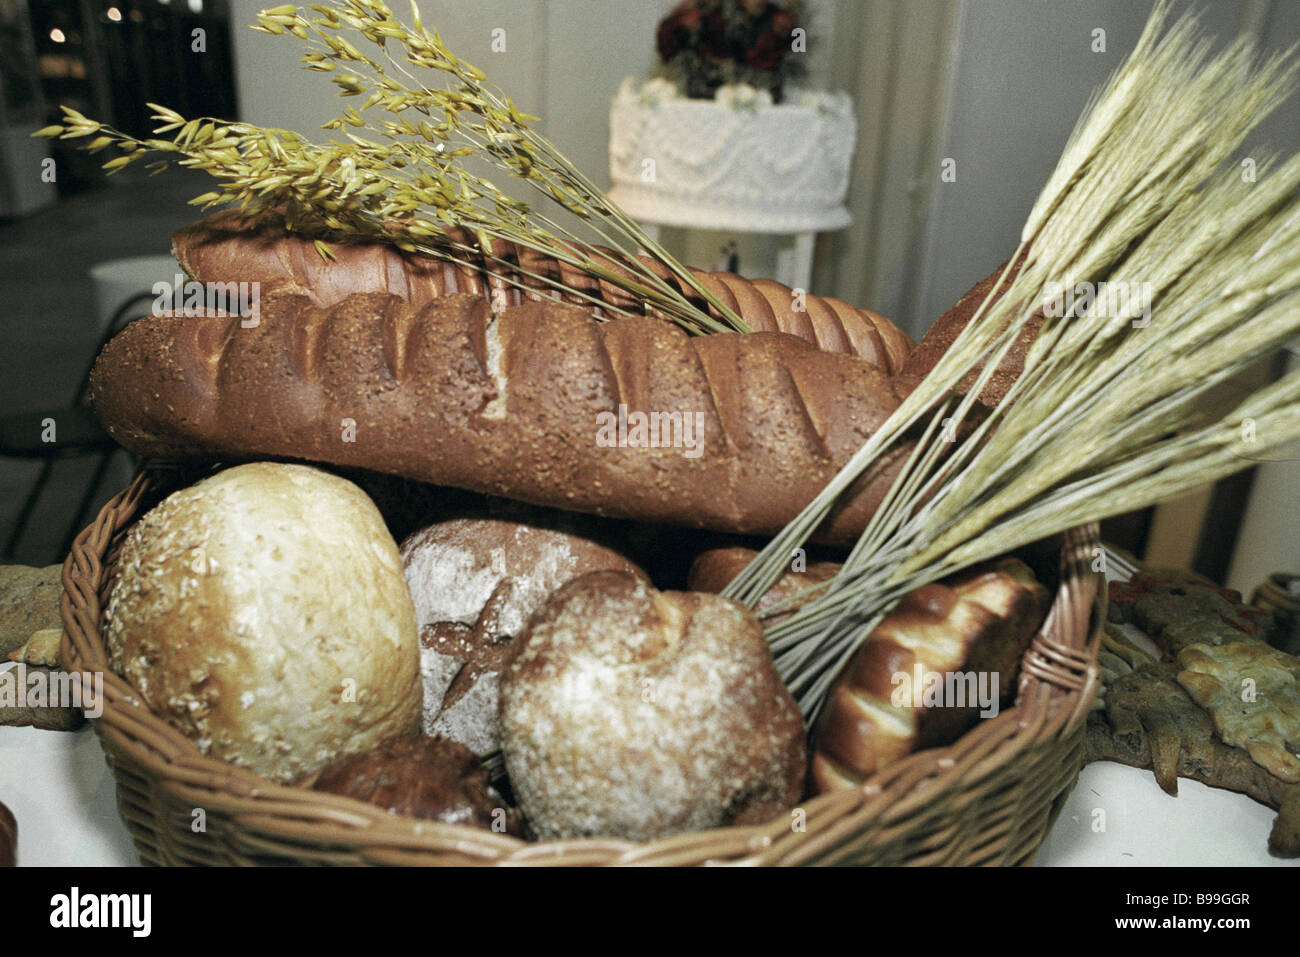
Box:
608;79;856;233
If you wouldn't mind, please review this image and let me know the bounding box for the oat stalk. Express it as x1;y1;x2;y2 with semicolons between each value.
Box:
35;0;747;335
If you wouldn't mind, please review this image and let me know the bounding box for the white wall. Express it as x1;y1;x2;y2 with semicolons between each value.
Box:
229;0;661;230
913;0;1294;327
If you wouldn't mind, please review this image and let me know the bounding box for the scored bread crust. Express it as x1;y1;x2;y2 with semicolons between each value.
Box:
171;209;916;374
90;289;924;545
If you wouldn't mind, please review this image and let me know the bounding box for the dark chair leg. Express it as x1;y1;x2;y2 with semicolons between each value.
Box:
60;448;120;561
3;458;58;562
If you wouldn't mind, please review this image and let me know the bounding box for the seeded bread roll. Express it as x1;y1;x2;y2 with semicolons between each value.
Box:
309;735;521;833
499;569;806;841
401;516;647;754
103;462;422;783
811;557;1049;792
89;289;926;545
171;209;915;372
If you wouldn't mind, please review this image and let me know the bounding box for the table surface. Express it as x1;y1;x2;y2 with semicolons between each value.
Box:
0;721;1292;867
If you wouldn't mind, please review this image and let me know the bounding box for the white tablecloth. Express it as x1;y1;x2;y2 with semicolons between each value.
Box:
0;723;1292;866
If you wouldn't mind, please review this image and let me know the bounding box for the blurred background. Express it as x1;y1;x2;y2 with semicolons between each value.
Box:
0;0;1297;599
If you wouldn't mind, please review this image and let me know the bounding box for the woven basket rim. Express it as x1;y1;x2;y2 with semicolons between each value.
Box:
61;464;1104;865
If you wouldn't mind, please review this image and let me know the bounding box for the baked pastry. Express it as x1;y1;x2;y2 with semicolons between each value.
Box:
499;569;806;841
89;289;928;546
1088;603;1300;857
310;735;520;834
172;209;915;371
103;462;422;783
401;516;647;754
811;557;1049;792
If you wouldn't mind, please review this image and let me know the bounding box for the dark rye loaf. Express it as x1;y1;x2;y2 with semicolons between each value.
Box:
89;289;924;544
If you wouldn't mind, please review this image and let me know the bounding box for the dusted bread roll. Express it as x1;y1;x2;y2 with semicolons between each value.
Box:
401;516;647;755
310;735;521;834
499;570;806;841
811;557;1049;792
104;463;421;783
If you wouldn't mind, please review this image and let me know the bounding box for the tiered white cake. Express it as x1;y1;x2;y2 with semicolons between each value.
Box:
608;78;856;233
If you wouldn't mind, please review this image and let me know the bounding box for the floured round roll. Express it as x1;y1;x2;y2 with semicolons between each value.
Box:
499;569;806;841
401;517;646;755
104;463;421;783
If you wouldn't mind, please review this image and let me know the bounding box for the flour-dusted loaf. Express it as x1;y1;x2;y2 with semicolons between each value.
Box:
171;209;915;372
811;557;1049;792
90;289;926;545
499;570;806;841
401;516;647;754
103;463;421;783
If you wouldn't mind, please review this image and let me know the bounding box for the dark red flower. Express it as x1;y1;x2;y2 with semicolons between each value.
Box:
745;31;784;71
679;7;703;30
657;17;681;60
771;9;797;36
700;9;729;58
738;0;772;16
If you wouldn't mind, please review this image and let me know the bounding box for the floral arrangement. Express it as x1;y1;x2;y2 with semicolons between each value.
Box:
654;0;805;101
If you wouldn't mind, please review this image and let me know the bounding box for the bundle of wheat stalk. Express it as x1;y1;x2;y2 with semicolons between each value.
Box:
726;2;1300;718
44;1;1300;729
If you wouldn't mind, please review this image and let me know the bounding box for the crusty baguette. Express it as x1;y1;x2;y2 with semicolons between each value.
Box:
171;209;915;374
91;289;923;544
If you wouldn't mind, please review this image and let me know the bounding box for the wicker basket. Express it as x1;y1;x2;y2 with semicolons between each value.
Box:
60;464;1104;866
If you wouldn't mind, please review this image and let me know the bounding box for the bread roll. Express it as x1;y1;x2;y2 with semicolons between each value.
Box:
401;516;647;754
687;546;840;623
310;735;521;833
103;463;421;783
499;570;806;841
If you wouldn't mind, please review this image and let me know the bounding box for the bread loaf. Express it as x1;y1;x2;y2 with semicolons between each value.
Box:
688;546;840;623
811;557;1049;792
171;210;915;373
499;569;806;841
309;735;521;833
401;516;647;754
902;257;1041;407
90;289;927;545
103;463;422;783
